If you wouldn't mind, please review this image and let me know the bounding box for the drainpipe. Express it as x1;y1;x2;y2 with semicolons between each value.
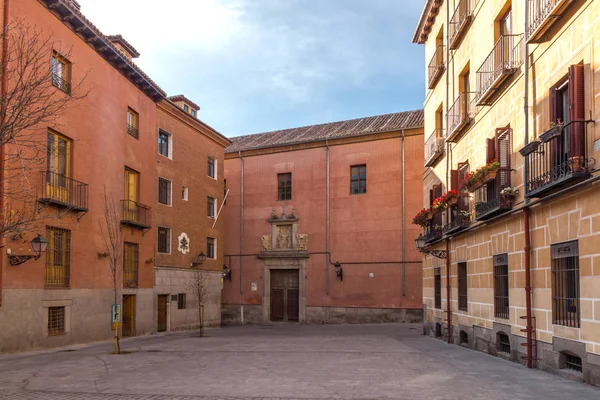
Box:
325;140;330;296
238;151;244;323
446;238;451;344
445;0;451;344
523;2;533;369
0;0;10;308
401;130;406;296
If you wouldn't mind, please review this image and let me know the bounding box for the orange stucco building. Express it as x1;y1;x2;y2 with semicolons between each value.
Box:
222;111;425;324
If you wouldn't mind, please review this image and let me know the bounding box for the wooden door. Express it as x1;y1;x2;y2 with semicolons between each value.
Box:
270;269;299;322
157;295;168;332
124;168;140;222
122;294;136;337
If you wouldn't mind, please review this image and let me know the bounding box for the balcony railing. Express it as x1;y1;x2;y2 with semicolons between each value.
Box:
527;0;575;43
524;120;591;199
444;216;470;235
449;0;474;50
52;74;71;95
475;34;524;106
424;222;443;244
475;169;513;220
428;45;445;89
39;171;88;211
425;129;444;167
121;199;151;229
446;92;476;142
123;267;138;288
127;124;139;139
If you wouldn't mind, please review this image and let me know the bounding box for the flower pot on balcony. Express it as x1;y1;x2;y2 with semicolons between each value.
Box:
447;196;459;207
539;125;562;143
569;156;586;173
481;170;497;185
426;210;434;219
519;140;540;157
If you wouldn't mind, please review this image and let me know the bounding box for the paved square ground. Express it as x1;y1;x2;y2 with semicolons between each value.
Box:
0;323;599;399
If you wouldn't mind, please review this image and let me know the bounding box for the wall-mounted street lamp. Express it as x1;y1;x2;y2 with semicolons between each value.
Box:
191;251;206;268
7;234;49;266
221;264;232;281
415;234;447;259
334;262;343;281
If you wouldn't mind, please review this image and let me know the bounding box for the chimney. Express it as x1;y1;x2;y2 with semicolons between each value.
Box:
106;35;140;61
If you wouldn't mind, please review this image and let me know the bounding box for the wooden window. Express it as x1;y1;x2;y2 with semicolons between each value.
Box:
124;168;140;202
123;242;139;288
51;52;71;94
45;227;71;287
182;186;188;201
350;164;367;194
434;267;441;309
277;173;292;201
157;227;171;254
46;131;72;201
207;196;216;218
494;253;509;319
458;262;468;311
552;241;580;328
158;130;170;157
158;177;171;205
48;306;65;335
177;293;186;310
208;158;216;179
207;237;215;259
127;108;139;139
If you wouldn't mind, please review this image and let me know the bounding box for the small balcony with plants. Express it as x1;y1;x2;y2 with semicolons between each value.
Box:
475;34;524;106
428;45;445;89
461;160;516;220
449;0;474;50
425;129;444;167
526;0;576;43
521;120;592;199
446;92;476;142
413;208;442;244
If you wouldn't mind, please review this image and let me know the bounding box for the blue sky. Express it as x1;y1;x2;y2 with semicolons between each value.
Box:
77;0;425;137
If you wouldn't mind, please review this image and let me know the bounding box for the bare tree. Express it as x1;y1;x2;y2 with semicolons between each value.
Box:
99;188;122;354
188;267;209;337
0;19;89;238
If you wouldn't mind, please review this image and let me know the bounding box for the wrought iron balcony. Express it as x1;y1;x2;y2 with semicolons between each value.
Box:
475;169;513;220
475;34;524;106
527;0;575;43
523;120;592;199
444;216;470;235
449;0;474;50
127;124;139;139
446;92;476;142
428;45;445;89
39;171;88;212
424;222;443;244
425;129;444;167
52;74;71;95
121;199;151;229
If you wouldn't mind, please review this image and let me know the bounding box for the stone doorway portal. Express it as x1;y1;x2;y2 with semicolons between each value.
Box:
270;269;299;322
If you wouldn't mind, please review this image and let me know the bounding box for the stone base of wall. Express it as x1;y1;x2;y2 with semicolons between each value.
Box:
221;304;422;325
424;321;600;387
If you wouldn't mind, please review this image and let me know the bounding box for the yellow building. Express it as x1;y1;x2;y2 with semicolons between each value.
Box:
413;0;600;385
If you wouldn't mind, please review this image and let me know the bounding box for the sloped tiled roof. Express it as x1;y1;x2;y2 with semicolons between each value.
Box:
226;110;424;153
168;95;200;110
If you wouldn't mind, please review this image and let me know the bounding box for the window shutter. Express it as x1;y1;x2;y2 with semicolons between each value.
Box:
429;189;434;207
550;86;558;124
451;170;458;191
568;64;585;157
496;128;512;188
486;138;496;163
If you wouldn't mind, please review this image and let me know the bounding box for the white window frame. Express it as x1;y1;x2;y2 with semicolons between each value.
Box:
207;237;217;259
158;129;173;160
207;196;216;218
182;185;188;201
208;157;217;180
158;177;172;206
157;226;171;254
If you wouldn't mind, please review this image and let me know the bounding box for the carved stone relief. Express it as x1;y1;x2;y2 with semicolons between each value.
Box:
296;234;308;250
275;225;293;249
261;235;271;251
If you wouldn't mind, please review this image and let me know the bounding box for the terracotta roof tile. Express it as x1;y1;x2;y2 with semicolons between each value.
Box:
226;110;424;153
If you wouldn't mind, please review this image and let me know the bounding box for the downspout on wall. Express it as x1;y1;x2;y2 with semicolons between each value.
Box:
325;140;330;296
238;151;244;323
445;0;452;345
401;129;406;296
0;0;10;307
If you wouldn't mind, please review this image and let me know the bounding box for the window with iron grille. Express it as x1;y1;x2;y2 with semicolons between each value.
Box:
564;353;582;373
157;227;171;254
350;164;367;194
207;196;216;218
497;332;511;353
207;237;216;259
45;227;71;287
177;293;186;310
51;52;71;94
493;254;509;319
552;241;580;328
123;242;139;288
277;173;292;201
208;158;216;179
158;130;170;157
127;108;139;139
458;262;468;311
434;267;441;309
48;306;65;335
158;177;171;205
